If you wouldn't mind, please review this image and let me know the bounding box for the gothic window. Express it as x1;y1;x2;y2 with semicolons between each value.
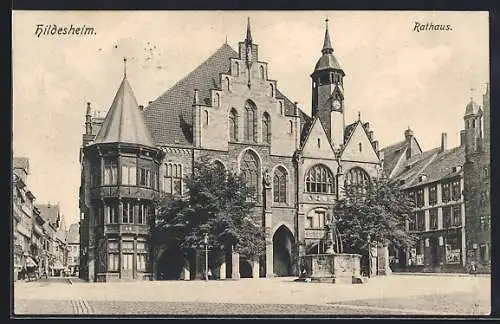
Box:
359;143;362;152
205;110;209;125
442;182;451;203
262;112;271;144
224;77;230;91
273;166;287;203
345;167;370;195
103;159;118;185
305;209;326;229
108;253;119;271
214;94;220;108
429;185;437;206
269;83;274;97
164;163;182;195
240;150;259;198
104;202;118;224
260;65;265;79
305;164;335;194
234;61;239;76
443;206;452;228
451;179;461;201
279;102;284;116
317;138;321;148
122;200;133;224
244;100;257;142
416;188;424;207
452;204;461;227
139;168;152;188
229;108;238;141
429;208;438;230
289;120;293;134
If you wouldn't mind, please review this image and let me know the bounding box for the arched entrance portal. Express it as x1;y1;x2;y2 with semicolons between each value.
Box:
156;248;186;280
273;225;294;276
239;260;253;278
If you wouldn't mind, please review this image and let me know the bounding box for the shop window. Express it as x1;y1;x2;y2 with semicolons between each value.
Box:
445;234;461;264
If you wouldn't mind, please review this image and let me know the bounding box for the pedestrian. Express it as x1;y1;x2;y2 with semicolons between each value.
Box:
470;261;477;276
208;268;212;280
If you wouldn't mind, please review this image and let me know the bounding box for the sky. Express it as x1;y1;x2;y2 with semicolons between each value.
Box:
12;11;489;226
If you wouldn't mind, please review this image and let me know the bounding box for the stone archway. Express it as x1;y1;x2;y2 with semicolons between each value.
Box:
273;225;295;276
156;248;186;280
239;259;253;278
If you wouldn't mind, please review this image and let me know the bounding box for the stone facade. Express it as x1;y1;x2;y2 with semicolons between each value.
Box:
80;19;390;281
463;85;490;273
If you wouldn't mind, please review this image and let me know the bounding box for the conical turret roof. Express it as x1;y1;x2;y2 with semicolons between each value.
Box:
94;75;154;147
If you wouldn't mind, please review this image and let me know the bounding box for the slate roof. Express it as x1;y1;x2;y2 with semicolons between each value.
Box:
380;139;407;177
13;157;29;171
142;43;309;147
94;76;154;147
36;204;60;227
390;146;465;189
67;223;80;244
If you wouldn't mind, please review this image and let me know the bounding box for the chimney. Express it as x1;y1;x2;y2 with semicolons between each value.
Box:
139;105;144;111
148;101;153;105
193;89;199;105
405;127;414;159
294;101;299;116
85;102;92;135
441;132;447;152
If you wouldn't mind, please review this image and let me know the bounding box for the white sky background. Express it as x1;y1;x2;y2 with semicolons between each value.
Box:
12;11;489;226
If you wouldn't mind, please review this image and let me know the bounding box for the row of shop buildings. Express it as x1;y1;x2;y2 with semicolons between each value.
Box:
12;157;81;280
382;84;491;273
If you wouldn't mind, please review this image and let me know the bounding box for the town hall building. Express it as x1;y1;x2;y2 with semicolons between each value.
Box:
79;19;388;282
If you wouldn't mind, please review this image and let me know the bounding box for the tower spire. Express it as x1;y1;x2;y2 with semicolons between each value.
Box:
322;18;334;54
123;57;127;78
245;17;252;45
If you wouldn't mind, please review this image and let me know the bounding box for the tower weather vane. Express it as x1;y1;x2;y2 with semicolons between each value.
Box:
123;56;127;77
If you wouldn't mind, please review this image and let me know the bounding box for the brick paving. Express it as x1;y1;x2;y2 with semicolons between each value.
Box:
13;275;491;316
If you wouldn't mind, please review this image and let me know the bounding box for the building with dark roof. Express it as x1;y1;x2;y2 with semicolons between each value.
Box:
381;86;490;273
79;18;390;282
66;223;80;275
463;85;490;273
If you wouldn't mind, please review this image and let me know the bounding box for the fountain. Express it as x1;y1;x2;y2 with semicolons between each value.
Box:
296;214;365;284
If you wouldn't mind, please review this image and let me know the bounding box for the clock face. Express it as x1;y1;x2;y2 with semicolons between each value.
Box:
332;100;341;110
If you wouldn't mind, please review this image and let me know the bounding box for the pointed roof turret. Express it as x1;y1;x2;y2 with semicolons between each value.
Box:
322;18;333;54
245;17;253;46
94;61;153;147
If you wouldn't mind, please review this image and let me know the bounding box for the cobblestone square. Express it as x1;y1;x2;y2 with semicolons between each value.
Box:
13;275;490;316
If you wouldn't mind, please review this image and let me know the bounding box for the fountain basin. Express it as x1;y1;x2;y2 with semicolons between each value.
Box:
296;253;365;284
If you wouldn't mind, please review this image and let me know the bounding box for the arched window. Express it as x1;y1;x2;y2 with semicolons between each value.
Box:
224;77;230;91
305;164;335;194
317;138;321;148
273;166;287;203
241;150;259;198
289;120;293;134
279;102;284;116
269;83;274;97
214;93;220;107
345;167;370;195
205;110;209;125
213;160;225;171
262;112;271;144
229;108;238;141
260;65;265;79
358;142;362;152
234;62;240;76
245;100;257;142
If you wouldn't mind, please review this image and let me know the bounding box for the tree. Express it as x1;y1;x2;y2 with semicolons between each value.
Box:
333;178;417;254
153;157;266;262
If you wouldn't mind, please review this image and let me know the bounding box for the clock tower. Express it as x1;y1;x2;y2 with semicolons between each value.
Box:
311;19;345;148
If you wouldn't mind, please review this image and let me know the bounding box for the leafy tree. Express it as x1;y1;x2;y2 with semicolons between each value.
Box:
153;157;266;262
333;178;417;254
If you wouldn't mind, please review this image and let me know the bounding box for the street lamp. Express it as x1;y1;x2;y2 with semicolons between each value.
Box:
367;234;371;278
204;233;209;282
